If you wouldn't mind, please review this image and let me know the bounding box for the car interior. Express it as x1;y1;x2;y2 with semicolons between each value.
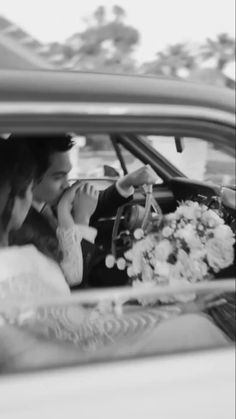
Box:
71;132;236;259
2;131;236;284
65;131;236;342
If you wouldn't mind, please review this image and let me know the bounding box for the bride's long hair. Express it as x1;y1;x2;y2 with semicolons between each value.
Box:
0;139;35;233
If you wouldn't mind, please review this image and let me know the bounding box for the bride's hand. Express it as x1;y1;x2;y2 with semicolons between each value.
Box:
57;182;80;229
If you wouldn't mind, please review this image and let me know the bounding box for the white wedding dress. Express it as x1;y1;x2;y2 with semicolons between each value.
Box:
0;221;98;306
0;244;229;372
0;245;70;305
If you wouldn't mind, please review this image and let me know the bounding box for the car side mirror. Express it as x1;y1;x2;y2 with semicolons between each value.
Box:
103;165;120;177
175;137;185;153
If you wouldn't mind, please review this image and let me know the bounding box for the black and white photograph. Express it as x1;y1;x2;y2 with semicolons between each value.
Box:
0;1;235;418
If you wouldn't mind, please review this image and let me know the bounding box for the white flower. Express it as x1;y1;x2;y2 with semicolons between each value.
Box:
105;254;116;269
202;209;224;228
134;228;144;240
127;266;135;277
190;258;208;281
154;239;173;261
124;249;133;261
190;248;206;261
132;279;158;306
205;224;235;272
124;243;142;274
174;248;209;282
175;223;201;249
119;199;234;307
162;226;173;238
175;250;191;275
214;224;235;244
117;257;126;270
141;261;154;282
165;212;176;222
154;261;171;278
124;242;143;275
206;237;234;272
175;201;202;221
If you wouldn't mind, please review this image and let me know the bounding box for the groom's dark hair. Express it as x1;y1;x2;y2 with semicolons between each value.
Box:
9;134;74;180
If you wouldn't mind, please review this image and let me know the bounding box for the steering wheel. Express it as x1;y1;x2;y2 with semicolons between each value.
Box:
111;185;162;259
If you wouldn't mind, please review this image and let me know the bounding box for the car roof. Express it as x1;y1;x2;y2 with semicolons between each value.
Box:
0;69;234;115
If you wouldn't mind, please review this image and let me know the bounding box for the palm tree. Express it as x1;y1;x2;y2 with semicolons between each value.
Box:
63;6;139;73
142;43;197;77
94;6;106;26
201;33;235;71
112;5;126;22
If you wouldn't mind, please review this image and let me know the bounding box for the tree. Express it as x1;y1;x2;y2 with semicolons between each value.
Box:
141;43;197;77
63;5;140;73
187;68;226;86
200;33;235;71
113;5;125;22
94;5;106;26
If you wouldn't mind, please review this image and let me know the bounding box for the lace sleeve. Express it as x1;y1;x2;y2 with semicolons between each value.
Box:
57;225;97;286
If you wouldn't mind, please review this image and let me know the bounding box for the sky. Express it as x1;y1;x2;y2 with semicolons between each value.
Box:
0;0;235;62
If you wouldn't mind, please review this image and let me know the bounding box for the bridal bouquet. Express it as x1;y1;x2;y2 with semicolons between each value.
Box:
106;201;235;305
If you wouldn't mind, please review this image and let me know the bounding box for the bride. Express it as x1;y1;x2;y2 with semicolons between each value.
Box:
0;139;100;371
0;139;98;305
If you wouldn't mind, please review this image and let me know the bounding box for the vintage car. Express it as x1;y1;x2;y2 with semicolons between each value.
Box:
0;70;235;419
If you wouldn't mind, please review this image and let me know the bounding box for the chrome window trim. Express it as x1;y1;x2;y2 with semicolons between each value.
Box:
0;102;235;126
1;279;235;312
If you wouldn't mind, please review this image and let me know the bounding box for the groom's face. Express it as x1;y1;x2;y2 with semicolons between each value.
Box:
33;151;72;205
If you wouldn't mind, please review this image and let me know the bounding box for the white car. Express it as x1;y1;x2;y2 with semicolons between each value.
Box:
0;70;235;419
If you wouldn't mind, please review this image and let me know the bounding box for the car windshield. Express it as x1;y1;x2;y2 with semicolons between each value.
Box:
145;136;236;187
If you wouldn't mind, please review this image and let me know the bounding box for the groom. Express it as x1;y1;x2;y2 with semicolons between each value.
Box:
9;134;158;287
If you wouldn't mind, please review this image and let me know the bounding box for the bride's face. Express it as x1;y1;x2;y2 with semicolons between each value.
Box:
10;182;34;230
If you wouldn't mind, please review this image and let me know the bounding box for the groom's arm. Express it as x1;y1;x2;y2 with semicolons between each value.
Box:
90;165;158;224
90;183;133;224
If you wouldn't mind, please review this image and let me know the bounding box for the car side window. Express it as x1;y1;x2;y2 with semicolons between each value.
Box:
69;134;123;179
69;134;164;184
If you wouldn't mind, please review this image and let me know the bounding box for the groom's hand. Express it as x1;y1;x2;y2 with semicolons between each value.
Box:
118;165;158;190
